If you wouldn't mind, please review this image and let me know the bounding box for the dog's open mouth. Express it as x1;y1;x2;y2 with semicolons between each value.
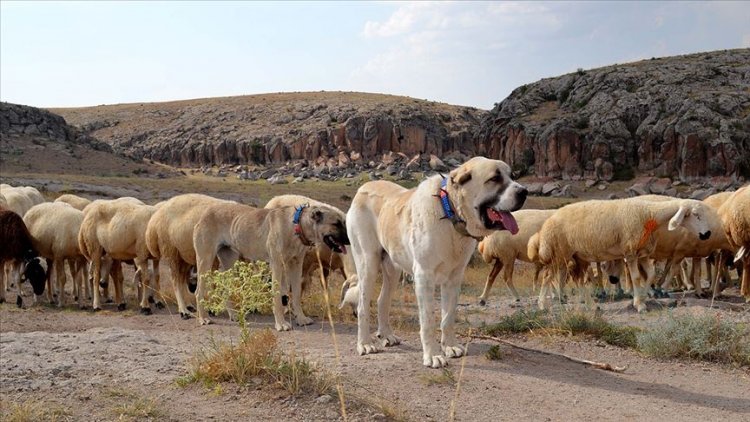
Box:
324;234;348;254
480;203;519;234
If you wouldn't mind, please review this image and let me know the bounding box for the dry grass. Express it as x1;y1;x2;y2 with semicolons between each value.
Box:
637;313;750;366
419;368;457;387
0;399;71;422
177;329;335;396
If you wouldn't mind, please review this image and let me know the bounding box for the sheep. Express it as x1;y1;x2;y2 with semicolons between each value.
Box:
54;194;92;211
702;191;739;295
531;197;714;312
717;186;750;301
0;208;47;306
476;209;554;305
145;194;234;318
1;185;44;216
264;194;358;312
78;198;159;312
23;202;87;307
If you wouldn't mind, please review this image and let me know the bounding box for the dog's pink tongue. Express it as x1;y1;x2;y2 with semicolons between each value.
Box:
487;208;519;235
500;211;519;235
340;245;347;255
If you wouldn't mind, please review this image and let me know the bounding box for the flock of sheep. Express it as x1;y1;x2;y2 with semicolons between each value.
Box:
0;180;748;329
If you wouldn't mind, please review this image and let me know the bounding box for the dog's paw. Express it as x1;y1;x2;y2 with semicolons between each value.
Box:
275;321;292;331
139;307;152;316
478;298;487;306
357;342;379;355
376;332;401;347
424;355;448;368
199;317;213;326
295;315;314;326
442;345;465;359
180;312;192;320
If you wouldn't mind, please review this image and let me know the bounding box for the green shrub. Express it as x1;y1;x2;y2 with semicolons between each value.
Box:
201;260;274;336
483;310;550;336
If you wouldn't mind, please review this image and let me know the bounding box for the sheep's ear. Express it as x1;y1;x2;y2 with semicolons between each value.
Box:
311;209;324;223
450;167;472;186
668;205;688;231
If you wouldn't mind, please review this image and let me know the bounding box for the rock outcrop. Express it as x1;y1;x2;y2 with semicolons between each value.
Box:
477;49;750;181
53;92;484;167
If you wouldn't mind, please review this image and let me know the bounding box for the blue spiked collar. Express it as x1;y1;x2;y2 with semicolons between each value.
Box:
293;204;314;246
437;177;482;241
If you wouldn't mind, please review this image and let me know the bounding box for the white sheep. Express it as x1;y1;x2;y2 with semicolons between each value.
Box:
78;198;159;312
23;202;87;307
476;209;554;305
531;197;713;312
55;194;92;211
717;186;750;301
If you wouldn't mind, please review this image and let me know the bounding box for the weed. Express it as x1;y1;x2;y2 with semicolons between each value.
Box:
556;311;639;348
637;313;750;366
112;397;163;420
419;368;457;386
486;345;505;361
483;309;549;336
0;399;70;422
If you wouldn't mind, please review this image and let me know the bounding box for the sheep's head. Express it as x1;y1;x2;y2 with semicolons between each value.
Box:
22;256;47;296
448;157;527;237
668;200;712;240
306;206;350;254
338;275;359;317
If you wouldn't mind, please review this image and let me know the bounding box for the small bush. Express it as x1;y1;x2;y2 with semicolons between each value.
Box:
201;260;275;335
577;67;586;75
637;313;750;366
486;345;505;361
556;312;639;349
419;368;457;386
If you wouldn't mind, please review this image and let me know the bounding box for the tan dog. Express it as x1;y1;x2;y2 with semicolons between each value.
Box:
193;202;350;328
347;156;527;368
264;195;358;312
145;194;234;318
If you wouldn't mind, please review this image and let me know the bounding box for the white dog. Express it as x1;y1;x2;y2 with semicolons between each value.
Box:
346;156;527;368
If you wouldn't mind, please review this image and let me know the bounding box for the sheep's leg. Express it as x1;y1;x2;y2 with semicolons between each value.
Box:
76;258;88;309
478;259;502;306
531;264;542;295
537;267;551;310
741;257;749;301
110;261;126;310
149;259;164;309
626;258;647;313
133;257;151;314
375;258;400;347
658;259;674;290
0;263;6;303
170;260;192;318
503;260;521;303
54;259;65;307
91;254;103;310
690;257;704;297
45;258;54;303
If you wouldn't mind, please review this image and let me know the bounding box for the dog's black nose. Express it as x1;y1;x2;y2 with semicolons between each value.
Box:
517;186;528;203
699;231;711;241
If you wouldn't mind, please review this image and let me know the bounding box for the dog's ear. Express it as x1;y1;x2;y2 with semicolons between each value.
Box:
450;167;472;186
311;209;324;223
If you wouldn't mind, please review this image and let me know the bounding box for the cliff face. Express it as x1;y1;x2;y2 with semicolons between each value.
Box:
52;92;485;167
477;49;750;181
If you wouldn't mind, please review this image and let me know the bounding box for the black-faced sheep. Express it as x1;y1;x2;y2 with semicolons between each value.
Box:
0;208;47;306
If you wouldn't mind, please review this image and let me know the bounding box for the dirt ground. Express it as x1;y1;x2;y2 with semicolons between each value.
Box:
1;266;749;422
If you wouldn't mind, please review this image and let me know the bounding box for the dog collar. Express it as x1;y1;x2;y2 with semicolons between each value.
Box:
293;204;314;246
437;178;482;241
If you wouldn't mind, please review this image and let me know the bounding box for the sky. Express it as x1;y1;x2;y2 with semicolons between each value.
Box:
1;1;749;110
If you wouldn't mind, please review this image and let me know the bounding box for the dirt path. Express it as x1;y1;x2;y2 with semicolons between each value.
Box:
2;300;749;421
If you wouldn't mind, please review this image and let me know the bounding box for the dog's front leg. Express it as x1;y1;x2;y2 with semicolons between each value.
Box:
271;260;292;331
375;260;401;347
414;269;446;368
287;257;313;326
440;280;464;359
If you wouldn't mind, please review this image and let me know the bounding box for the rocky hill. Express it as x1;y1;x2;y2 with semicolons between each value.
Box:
0;102;166;176
52;92;485;168
477;49;750;182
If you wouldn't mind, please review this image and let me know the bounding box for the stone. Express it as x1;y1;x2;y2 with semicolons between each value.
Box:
526;182;543;195
689;188;714;200
268;175;287;185
597;183;608;191
315;395;333;404
649;178;672;195
429;154;448;172
585;179;597;188
259;168;277;179
627;183;649;197
542;182;560;196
